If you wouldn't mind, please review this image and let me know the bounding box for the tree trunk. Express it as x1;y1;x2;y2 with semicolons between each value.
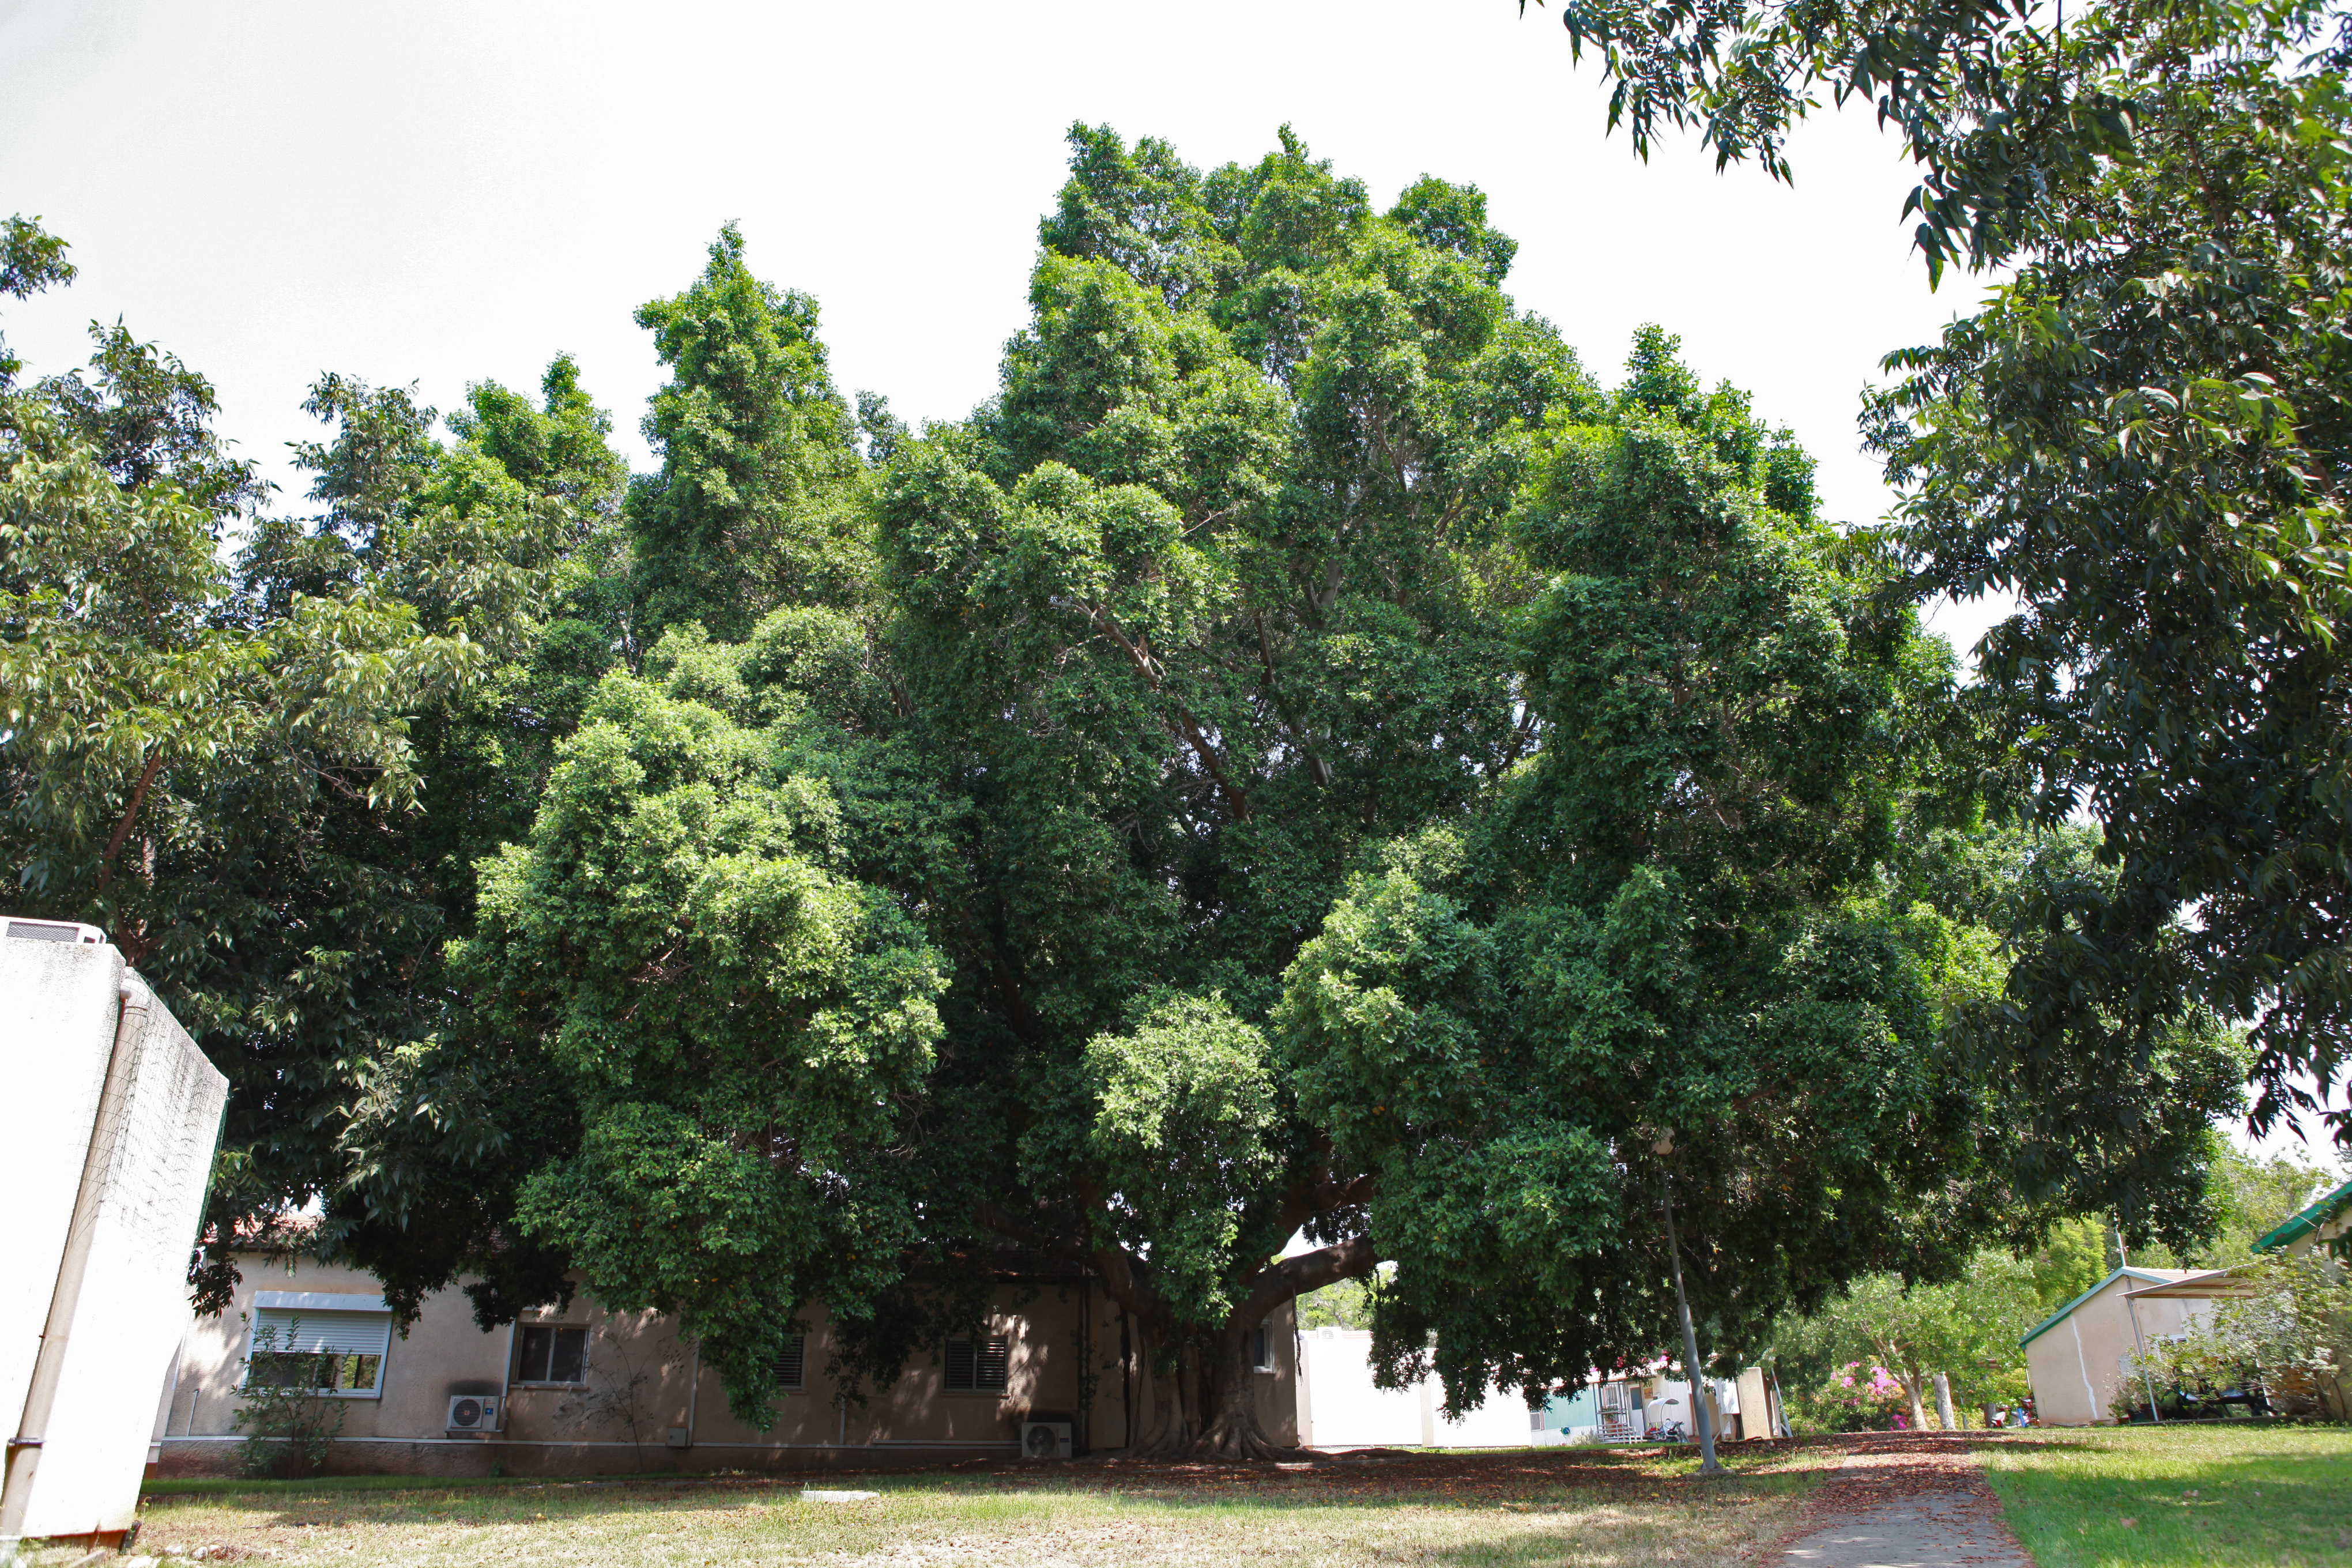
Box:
1122;1320;1186;1454
1189;1322;1297;1460
1123;1323;1299;1461
1659;1169;1723;1476
1900;1375;1927;1432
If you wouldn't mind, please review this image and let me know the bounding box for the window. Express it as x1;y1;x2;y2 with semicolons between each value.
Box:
516;1324;589;1385
246;1308;390;1397
1252;1326;1277;1372
773;1333;806;1390
943;1335;1009;1392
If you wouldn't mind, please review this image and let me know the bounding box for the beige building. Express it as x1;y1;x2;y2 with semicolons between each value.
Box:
2253;1176;2350;1260
156;1253;1299;1476
2019;1267;2212;1426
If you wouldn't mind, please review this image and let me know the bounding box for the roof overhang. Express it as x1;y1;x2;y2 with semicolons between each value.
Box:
2253;1177;2352;1254
2123;1269;2257;1301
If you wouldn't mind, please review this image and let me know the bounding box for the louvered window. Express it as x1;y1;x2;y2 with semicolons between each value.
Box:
943;1335;1009;1392
773;1333;806;1390
246;1309;391;1396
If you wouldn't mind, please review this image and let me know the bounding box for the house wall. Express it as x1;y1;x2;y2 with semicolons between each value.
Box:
2023;1278;2207;1426
2279;1205;2349;1258
1646;1375;1743;1442
157;1258;1296;1476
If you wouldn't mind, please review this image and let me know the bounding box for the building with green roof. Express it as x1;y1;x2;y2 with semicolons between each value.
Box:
2252;1175;2351;1259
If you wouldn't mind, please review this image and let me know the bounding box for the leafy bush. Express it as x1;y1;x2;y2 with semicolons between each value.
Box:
229;1317;348;1478
2119;1254;2352;1420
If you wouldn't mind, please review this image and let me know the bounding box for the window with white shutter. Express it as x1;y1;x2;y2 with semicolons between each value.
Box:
246;1307;392;1396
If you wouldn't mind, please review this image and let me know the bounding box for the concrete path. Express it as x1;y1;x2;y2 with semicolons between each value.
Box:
1769;1437;2035;1568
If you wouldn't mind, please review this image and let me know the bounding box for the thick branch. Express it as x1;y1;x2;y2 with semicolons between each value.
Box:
1273;1167;1376;1239
1238;1234;1380;1327
96;749;167;894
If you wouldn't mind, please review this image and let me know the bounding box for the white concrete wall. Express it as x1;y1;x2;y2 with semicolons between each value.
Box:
2;943;226;1540
0;941;126;1449
1295;1328;1540;1449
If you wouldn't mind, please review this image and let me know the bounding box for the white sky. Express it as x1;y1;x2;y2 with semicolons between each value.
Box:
6;3;1984;537
5;0;2337;1157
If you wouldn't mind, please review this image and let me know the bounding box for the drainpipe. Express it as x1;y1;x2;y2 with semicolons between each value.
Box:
2;977;152;1540
1076;1276;1090;1457
497;1321;516;1437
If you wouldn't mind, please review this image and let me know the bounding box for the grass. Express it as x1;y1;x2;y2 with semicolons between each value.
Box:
1980;1423;2352;1567
89;1447;1829;1568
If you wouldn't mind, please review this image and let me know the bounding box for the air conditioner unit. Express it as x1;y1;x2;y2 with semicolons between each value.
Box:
1020;1420;1072;1460
2;916;105;945
445;1394;502;1433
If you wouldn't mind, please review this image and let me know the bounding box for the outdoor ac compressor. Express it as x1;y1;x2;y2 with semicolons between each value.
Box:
1020;1421;1071;1460
445;1396;502;1433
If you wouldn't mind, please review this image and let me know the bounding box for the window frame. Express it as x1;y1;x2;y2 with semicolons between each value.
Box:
242;1302;392;1400
512;1322;592;1389
941;1333;1011;1394
1251;1324;1279;1373
772;1332;808;1393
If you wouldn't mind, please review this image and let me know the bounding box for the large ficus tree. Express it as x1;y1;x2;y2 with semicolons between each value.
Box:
868;127;1596;1453
5;122;2243;1463
462;129;2232;1458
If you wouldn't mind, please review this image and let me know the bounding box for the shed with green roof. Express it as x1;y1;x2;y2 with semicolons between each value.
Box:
2019;1266;2210;1426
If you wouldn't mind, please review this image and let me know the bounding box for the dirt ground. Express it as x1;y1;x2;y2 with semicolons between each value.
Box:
109;1440;1861;1568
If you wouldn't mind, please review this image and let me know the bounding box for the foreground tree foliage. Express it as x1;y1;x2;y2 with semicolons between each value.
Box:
2;213;636;1308
0;120;2241;1460
1524;0;2352;1162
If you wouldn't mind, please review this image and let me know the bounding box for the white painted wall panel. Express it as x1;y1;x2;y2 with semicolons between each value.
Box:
5;963;226;1540
0;941;125;1460
1299;1330;1423;1446
1296;1328;1540;1449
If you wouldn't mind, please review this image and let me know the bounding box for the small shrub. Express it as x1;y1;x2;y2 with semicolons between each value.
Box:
230;1316;348;1478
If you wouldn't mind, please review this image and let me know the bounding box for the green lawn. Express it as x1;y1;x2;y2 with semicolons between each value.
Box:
1980;1423;2352;1567
93;1448;1829;1568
